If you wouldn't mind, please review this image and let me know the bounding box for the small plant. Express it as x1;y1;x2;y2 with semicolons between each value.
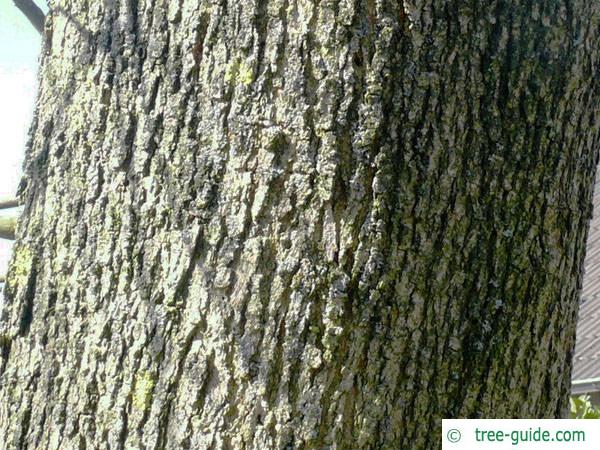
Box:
569;395;600;419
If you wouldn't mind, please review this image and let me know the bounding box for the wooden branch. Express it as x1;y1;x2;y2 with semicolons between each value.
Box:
0;275;5;284
0;217;17;240
13;0;45;34
0;197;20;211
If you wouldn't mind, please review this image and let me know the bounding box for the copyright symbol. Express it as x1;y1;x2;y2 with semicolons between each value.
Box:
447;428;461;443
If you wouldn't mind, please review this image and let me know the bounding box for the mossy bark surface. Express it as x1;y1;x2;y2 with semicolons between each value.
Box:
1;1;600;449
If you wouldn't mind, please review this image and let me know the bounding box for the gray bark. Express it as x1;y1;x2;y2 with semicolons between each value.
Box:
1;1;600;449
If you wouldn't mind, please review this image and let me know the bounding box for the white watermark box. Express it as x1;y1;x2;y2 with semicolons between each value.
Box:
442;419;600;449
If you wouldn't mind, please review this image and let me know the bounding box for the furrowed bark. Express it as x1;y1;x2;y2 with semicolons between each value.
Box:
1;1;600;449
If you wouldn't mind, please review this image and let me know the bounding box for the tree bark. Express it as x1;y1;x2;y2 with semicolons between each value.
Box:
1;1;600;449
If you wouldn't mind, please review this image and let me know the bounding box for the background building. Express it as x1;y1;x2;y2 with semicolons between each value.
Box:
572;174;600;404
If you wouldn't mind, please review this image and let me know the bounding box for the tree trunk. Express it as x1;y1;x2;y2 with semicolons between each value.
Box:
1;1;600;449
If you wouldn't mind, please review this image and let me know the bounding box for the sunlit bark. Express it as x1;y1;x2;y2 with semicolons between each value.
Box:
1;1;600;449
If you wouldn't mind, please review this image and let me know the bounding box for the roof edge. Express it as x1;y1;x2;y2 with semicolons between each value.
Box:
571;377;600;394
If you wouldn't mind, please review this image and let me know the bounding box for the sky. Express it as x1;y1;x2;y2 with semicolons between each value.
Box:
0;1;47;277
